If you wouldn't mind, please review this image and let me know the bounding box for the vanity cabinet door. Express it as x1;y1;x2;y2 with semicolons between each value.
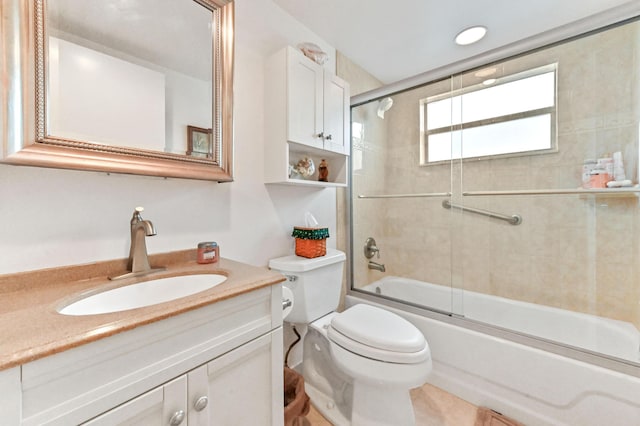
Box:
186;365;209;425
204;330;283;426
83;376;187;426
0;368;20;425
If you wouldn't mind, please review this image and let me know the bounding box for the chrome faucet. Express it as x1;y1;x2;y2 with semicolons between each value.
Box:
129;207;155;273
368;261;386;272
365;238;385;272
110;207;165;280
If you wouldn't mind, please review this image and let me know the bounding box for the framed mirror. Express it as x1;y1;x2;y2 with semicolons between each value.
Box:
1;0;234;181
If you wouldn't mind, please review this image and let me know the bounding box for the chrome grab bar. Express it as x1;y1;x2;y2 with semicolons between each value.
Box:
442;200;522;225
358;192;451;199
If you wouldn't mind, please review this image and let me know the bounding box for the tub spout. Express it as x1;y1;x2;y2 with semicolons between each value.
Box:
368;261;386;272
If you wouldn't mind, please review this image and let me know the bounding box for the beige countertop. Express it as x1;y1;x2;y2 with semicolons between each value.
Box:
0;250;285;371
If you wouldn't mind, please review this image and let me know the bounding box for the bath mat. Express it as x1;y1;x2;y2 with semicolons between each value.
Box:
475;407;524;426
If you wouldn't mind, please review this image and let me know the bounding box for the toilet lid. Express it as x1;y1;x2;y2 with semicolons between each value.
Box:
328;304;428;363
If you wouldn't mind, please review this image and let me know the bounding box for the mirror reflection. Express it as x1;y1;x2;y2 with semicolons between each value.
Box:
46;0;213;157
351;18;640;364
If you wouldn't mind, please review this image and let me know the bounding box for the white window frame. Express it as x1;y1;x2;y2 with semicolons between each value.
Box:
420;63;558;165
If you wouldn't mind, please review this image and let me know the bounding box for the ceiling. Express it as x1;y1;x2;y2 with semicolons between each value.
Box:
272;0;636;84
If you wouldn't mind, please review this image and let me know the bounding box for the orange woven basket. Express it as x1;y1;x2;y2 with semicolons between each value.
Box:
292;227;329;258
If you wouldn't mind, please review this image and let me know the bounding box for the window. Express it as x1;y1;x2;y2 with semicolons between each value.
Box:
420;64;557;164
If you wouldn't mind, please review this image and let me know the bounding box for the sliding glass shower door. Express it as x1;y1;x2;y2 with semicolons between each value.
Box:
349;16;640;365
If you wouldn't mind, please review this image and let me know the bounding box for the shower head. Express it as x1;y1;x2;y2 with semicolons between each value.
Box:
377;97;393;119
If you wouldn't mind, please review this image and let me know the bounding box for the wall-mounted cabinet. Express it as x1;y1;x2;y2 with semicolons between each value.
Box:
265;46;350;187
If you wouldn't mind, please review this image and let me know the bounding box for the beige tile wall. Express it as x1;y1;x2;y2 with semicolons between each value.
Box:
335;52;385;304
340;22;640;330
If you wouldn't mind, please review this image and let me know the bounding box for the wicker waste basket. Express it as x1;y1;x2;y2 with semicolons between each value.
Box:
284;367;310;426
292;227;329;258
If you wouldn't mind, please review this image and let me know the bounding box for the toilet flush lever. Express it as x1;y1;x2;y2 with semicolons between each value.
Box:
284;274;298;282
364;237;380;259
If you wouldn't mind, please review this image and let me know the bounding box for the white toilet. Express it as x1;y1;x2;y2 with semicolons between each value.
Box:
269;249;432;426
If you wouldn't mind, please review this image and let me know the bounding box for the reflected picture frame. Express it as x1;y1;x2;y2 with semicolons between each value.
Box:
187;125;213;158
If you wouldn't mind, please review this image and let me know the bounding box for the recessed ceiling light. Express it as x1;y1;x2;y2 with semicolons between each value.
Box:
455;26;487;46
482;78;497;86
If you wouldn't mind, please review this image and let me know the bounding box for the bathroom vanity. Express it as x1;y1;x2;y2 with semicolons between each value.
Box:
0;251;285;425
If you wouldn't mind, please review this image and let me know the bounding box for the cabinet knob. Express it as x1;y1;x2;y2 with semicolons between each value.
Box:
169;410;185;426
324;134;332;141
316;132;324;139
194;395;209;412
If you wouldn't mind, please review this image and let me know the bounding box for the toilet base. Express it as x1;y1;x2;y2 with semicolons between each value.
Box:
296;311;425;426
300;314;353;424
304;381;351;426
351;381;416;426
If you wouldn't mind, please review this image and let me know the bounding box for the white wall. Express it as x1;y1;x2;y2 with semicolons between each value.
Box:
50;30;213;156
164;70;211;155
0;0;338;275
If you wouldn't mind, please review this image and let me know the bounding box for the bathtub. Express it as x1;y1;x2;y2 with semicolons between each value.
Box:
347;277;640;426
362;276;640;363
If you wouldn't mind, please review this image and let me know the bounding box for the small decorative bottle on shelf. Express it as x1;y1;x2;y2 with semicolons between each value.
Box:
318;159;328;182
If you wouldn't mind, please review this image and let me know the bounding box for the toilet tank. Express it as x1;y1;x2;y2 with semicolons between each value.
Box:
269;249;346;324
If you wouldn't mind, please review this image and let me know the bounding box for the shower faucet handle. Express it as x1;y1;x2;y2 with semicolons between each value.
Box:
364;237;380;259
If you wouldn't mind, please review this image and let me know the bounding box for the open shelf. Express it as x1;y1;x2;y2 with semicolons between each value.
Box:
286;143;348;187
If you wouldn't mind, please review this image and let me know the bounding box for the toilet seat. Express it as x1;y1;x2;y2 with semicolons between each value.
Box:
327;304;429;364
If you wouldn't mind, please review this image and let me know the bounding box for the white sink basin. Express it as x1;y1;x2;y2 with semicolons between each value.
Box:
58;274;227;316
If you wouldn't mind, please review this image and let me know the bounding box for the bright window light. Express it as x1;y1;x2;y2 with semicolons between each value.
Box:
421;64;557;164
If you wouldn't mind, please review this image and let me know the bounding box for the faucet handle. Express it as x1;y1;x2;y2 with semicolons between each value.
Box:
131;206;145;224
364;237;380;259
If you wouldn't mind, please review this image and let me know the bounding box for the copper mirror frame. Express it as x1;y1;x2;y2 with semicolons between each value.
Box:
1;0;234;181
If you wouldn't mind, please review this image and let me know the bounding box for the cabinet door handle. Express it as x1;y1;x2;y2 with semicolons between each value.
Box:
324;134;332;141
194;395;209;412
169;410;185;426
316;132;324;139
